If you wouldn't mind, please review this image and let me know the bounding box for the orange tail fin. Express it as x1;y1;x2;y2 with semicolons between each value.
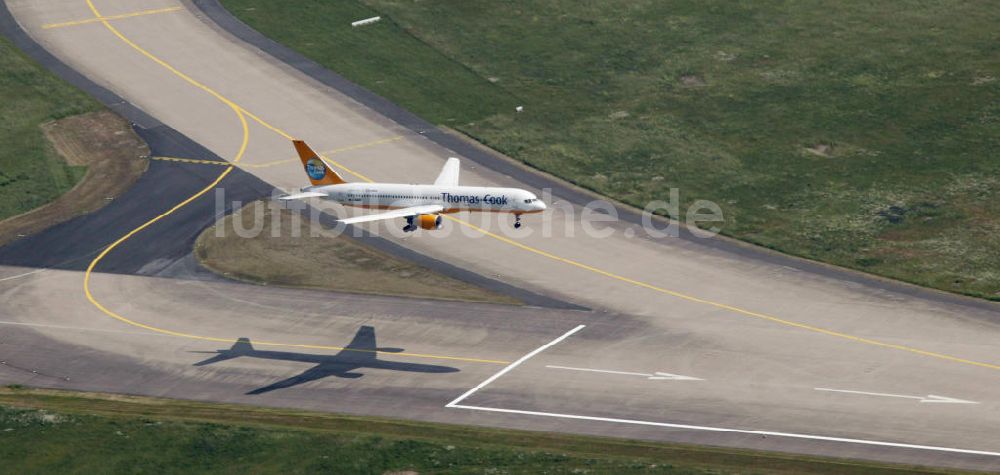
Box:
293;140;347;186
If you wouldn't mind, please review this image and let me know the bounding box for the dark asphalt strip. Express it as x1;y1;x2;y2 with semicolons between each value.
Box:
190;0;1000;318
0;2;575;309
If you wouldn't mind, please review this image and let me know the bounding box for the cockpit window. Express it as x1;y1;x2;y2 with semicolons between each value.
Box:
524;198;536;203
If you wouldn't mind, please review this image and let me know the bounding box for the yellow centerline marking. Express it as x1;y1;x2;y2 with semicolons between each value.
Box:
79;1;999;371
443;217;1000;370
80;0;505;366
42;6;181;29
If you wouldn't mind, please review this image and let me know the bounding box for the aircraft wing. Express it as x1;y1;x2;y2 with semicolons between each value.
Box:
246;363;363;395
433;157;460;186
339;204;443;225
278;191;327;201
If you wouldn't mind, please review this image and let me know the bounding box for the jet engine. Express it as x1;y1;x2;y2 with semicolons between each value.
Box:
418;214;443;230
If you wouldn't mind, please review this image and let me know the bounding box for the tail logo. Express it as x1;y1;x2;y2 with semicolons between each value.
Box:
305;158;326;180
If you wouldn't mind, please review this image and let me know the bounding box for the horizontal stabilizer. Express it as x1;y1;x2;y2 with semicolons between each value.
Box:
434;157;461;186
192;337;254;366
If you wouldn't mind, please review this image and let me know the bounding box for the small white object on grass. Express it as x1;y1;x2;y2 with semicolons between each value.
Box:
351;16;381;27
515;106;524;112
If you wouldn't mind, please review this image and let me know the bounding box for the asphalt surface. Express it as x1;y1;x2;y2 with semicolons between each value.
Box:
1;0;998;470
0;124;271;275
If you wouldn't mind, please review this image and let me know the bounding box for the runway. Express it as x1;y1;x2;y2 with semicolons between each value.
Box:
1;0;998;469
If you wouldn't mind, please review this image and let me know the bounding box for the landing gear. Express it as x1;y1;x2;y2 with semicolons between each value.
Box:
403;216;416;233
513;214;522;229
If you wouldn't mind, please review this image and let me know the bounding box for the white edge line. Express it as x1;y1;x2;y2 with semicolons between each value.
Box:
446;324;585;407
447;404;1000;458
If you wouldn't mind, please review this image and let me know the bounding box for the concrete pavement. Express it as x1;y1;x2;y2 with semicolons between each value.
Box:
1;0;998;469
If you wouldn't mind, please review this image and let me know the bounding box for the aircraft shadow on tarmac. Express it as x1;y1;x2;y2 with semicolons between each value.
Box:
191;326;459;395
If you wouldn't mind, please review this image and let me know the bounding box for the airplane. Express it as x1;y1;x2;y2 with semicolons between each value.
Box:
278;140;546;232
192;326;458;395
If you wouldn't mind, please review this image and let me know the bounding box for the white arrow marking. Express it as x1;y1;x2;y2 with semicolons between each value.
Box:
815;388;978;404
546;365;703;381
648;372;703;381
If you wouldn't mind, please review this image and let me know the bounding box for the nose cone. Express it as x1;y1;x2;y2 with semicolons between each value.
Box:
534;200;547;211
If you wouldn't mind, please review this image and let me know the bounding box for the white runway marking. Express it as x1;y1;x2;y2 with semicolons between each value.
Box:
446;324;585;407
446;403;1000;457
446;325;997;458
545;365;703;381
815;387;978;404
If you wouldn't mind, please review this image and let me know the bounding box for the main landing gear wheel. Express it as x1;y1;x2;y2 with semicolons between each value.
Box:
514;214;522;229
403;216;416;232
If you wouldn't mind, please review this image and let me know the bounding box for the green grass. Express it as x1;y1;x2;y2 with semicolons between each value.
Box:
222;0;1000;299
0;388;962;474
0;36;99;221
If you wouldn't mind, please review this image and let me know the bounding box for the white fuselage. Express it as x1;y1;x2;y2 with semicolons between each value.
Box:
306;182;546;214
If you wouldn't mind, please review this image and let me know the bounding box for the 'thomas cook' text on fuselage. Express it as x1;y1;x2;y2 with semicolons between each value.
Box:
304;183;546;214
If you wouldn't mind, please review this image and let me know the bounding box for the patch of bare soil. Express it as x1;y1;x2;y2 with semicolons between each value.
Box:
0;110;148;246
804;142;833;157
679;74;706;87
195;200;520;305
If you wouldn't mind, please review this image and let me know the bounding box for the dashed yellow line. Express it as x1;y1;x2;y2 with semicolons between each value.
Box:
43;6;181;29
80;1;999;372
245;135;403;169
80;0;504;366
153;136;402;168
229;107;377;182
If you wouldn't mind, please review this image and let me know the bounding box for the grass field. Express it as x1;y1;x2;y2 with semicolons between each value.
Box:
0;36;99;222
222;0;1000;299
0;387;960;474
0;110;148;246
196;200;520;304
